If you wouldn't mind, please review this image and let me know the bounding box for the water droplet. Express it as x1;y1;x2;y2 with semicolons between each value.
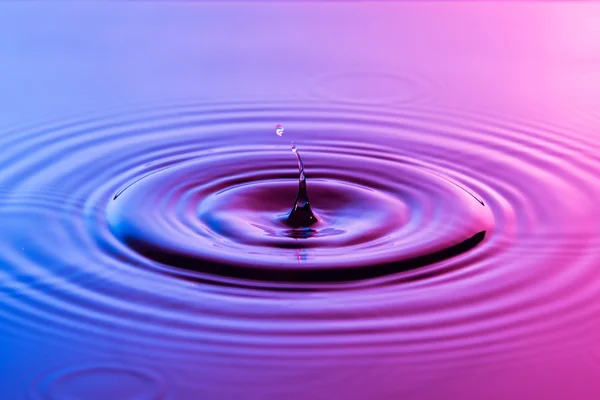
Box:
285;141;318;228
275;124;284;136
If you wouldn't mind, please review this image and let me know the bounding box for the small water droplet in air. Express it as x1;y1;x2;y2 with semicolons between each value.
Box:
275;124;284;136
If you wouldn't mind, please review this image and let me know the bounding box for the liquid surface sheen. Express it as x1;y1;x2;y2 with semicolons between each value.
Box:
1;2;600;400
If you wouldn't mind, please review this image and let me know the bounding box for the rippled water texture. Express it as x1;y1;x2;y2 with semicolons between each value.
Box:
2;2;600;399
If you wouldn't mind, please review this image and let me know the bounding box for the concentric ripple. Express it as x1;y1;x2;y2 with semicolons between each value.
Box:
305;70;438;106
107;132;491;285
2;100;600;398
30;363;170;400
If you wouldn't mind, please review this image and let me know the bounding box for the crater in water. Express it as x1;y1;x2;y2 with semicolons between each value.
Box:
107;119;492;289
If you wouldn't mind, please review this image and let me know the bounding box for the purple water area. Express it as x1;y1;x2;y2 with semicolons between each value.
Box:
106;107;490;289
2;2;600;399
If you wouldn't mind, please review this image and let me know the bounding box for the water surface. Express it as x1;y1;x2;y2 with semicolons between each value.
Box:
1;2;600;399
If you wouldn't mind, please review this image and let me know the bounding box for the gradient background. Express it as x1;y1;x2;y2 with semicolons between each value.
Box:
2;2;600;399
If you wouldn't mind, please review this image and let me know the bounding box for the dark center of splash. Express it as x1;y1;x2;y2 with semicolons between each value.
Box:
106;125;493;290
286;140;318;228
